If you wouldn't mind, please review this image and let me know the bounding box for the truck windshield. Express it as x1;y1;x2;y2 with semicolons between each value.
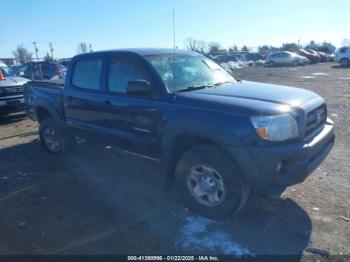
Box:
146;54;236;93
0;66;14;77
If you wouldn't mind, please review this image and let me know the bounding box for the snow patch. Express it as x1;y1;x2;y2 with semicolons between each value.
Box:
178;216;253;256
312;72;328;76
300;76;315;79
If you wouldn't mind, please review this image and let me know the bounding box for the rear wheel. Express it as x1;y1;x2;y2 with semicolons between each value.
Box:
39;118;72;154
340;58;350;67
175;144;249;220
268;60;275;67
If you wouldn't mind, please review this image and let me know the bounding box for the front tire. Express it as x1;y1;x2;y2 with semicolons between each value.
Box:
39;118;68;154
175;144;249;220
340;58;350;67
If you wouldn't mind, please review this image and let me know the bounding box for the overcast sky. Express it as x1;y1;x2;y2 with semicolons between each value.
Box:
1;0;349;58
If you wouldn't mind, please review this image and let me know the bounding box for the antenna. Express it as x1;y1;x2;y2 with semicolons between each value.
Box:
172;9;176;53
172;9;176;95
49;42;54;60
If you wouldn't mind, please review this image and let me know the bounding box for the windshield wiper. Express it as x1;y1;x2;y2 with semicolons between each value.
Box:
213;80;236;86
176;84;214;93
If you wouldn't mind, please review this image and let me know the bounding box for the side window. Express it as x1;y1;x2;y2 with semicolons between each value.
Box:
340;48;346;54
19;64;29;72
108;60;145;93
72;59;102;90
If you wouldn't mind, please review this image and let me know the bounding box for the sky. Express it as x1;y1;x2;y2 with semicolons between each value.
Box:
1;0;350;58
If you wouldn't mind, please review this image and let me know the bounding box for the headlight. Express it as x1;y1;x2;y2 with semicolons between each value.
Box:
251;114;299;142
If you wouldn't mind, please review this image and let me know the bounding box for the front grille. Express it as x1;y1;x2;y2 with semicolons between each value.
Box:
305;104;327;137
0;86;24;97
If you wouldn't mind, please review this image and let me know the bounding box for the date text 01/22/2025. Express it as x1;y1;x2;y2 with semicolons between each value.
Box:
127;255;220;261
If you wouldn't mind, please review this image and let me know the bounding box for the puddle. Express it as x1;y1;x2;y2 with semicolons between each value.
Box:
178;216;253;256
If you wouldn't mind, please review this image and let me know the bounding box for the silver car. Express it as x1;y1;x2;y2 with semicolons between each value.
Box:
267;51;308;66
0;62;30;114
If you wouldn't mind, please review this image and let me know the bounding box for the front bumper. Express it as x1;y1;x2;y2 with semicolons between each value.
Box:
225;120;335;196
0;95;24;112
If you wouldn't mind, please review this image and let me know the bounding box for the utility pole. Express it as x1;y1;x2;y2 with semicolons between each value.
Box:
32;42;39;61
49;42;54;60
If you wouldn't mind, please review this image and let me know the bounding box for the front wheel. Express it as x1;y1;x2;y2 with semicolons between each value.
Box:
39;118;69;154
175;144;249;220
340;58;350;67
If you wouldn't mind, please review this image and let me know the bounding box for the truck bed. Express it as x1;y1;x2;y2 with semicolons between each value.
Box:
24;80;65;122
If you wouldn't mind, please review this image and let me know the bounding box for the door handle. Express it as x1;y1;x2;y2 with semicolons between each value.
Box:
104;100;112;106
67;96;74;102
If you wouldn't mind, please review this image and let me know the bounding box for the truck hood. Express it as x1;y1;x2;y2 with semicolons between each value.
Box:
0;76;30;87
176;81;324;115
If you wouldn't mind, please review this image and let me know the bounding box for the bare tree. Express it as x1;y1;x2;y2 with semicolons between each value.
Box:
12;45;32;64
184;38;207;54
77;43;88;54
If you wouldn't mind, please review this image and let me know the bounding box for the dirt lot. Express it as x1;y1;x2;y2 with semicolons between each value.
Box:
0;63;349;259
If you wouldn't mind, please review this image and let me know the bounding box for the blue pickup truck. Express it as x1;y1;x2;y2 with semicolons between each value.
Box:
24;49;335;219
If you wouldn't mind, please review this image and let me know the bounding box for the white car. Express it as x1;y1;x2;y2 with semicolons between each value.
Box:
335;46;350;66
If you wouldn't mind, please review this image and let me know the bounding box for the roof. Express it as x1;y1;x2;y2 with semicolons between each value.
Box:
77;48;198;57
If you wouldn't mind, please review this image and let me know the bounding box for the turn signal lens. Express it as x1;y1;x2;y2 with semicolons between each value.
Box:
256;127;268;138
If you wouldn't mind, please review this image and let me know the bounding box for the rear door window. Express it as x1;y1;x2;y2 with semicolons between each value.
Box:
72;59;102;90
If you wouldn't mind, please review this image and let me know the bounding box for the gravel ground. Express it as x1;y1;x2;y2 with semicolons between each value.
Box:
0;63;349;260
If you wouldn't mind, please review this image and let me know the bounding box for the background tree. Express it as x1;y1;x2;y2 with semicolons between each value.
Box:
12;45;32;64
281;42;298;51
241;45;249;52
228;45;238;53
44;52;53;62
258;45;270;52
77;43;88;54
208;42;225;54
184;38;207;54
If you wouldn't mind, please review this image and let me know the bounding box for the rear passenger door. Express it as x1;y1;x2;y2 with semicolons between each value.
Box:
64;58;109;136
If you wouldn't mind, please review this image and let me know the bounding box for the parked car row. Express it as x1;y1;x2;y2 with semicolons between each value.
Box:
13;61;67;80
212;47;342;69
266;48;338;67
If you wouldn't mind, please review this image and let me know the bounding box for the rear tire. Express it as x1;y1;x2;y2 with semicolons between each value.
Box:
268;60;275;67
39;118;73;154
175;144;249;220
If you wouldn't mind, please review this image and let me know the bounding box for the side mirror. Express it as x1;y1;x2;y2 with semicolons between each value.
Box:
126;80;152;97
19;71;24;76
